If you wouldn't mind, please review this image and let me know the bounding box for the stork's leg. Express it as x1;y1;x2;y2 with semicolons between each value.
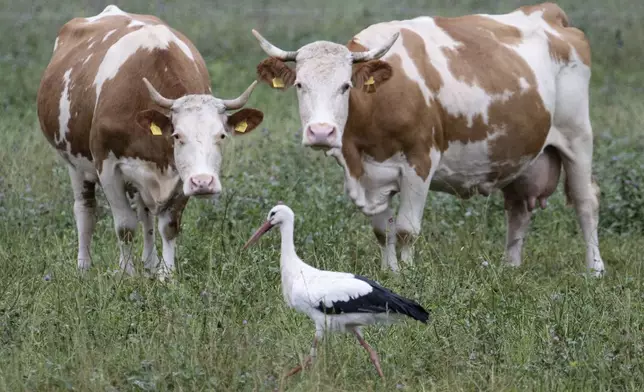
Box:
353;328;384;378
285;330;322;377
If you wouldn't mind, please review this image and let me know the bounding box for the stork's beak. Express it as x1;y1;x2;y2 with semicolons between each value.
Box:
242;220;274;250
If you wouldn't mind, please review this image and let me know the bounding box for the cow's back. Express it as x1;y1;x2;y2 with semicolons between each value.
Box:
37;5;210;173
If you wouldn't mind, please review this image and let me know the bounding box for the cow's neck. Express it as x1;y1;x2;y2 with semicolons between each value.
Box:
340;89;374;179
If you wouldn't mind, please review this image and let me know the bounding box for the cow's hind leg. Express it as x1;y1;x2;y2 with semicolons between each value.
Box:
370;206;398;272
502;198;533;266
68;166;97;272
552;69;605;276
562;143;605;275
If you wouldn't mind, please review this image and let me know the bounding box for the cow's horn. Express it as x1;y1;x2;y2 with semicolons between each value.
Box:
351;32;400;63
251;29;298;61
221;81;258;110
142;78;176;109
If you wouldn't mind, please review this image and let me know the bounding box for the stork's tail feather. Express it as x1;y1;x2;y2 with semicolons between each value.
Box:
388;294;430;323
353;275;430;324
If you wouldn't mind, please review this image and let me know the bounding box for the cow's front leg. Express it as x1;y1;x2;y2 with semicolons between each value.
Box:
157;196;189;281
370;206;398;272
99;167;138;275
395;152;437;265
130;192;160;275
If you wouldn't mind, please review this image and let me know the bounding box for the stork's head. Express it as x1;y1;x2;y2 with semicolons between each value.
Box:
242;203;294;249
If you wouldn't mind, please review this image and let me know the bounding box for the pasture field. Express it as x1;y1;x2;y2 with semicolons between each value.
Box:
1;0;643;390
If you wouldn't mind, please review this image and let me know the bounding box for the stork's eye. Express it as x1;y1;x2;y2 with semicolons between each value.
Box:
220;134;226;140
295;82;302;89
270;211;276;218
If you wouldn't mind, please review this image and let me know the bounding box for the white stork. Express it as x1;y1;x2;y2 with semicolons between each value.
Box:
243;204;430;378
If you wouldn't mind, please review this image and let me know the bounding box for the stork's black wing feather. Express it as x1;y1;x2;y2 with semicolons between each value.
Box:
314;275;430;323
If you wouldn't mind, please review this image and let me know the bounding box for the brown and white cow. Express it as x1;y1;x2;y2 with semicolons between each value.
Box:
37;5;264;279
252;2;605;275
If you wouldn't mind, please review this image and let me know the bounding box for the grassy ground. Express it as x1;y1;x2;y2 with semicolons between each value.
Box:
1;0;643;391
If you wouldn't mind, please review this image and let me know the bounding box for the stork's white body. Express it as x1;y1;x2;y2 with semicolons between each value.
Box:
244;204;429;378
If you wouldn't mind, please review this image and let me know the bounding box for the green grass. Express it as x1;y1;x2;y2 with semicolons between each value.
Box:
1;0;643;390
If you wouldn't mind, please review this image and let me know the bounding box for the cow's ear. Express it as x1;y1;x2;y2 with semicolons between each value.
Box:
351;60;393;93
136;109;173;136
256;58;296;90
227;108;264;136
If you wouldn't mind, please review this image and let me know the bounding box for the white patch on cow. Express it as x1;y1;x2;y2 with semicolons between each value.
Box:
102;29;117;42
157;212;177;279
357;17;512;124
128;19;146;28
433;139;493;193
61;152;98;182
86;5;128;23
56;68;73;145
82;54;93;65
164;66;168;72
113;153;181;211
519;77;530;91
53;37;60;52
478;12;562;113
360;152;405;213
93;24;195;109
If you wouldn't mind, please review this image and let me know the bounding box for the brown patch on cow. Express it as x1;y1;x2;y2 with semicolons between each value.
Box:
400;29;444;93
351;60;394;94
342;53;438;180
117;227;134;243
373;229;386;246
520;2;590;66
434;16;529;96
227;108;264;135
81;181;96;208
159;196;188;241
256;57;296;90
545;31;571;64
396;231;412;245
432;15;551;167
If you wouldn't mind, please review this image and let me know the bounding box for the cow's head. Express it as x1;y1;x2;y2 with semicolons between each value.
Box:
136;79;263;197
252;29;398;150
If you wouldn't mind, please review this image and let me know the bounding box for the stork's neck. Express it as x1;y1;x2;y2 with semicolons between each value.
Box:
278;220;306;274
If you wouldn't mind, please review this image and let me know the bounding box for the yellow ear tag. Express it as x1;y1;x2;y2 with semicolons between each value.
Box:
150;122;163;136
272;77;285;88
364;76;375;86
234;120;248;133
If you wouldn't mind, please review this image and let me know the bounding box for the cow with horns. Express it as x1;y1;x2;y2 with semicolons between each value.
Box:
251;2;605;275
37;5;264;278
